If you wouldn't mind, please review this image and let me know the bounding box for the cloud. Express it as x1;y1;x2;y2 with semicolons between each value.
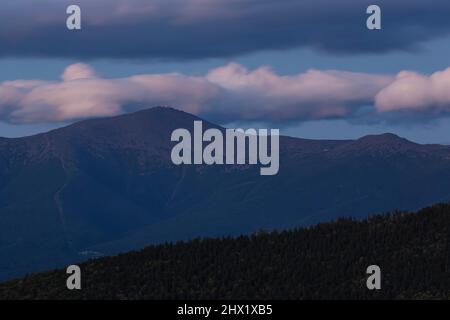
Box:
5;62;450;126
204;63;392;122
61;63;97;81
1;69;217;123
375;68;450;115
2;0;450;59
0;62;394;124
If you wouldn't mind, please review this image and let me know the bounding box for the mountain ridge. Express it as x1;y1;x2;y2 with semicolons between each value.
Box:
1;106;450;281
0;106;444;148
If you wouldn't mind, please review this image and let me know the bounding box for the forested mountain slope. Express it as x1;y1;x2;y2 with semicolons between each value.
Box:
1;203;449;300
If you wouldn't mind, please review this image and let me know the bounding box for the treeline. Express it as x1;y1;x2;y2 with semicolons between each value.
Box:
1;203;450;300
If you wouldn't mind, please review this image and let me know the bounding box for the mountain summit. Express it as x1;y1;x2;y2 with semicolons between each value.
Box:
1;107;450;281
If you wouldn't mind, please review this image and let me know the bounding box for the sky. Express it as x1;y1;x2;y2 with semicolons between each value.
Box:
2;0;450;144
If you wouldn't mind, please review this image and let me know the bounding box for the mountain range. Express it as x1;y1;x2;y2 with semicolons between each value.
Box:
2;106;450;281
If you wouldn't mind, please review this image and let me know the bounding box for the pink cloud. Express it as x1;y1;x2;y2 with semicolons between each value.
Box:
62;63;97;82
0;62;395;124
376;68;450;114
206;63;392;121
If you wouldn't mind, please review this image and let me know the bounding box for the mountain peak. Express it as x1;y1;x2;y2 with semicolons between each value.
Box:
330;132;424;157
356;133;412;145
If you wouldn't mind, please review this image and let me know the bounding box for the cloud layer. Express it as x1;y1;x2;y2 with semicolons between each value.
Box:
2;0;450;59
2;62;450;125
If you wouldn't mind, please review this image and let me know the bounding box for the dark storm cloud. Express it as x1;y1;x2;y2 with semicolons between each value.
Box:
1;0;450;59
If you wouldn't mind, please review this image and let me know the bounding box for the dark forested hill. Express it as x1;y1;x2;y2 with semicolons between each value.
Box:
1;203;449;300
2;106;450;281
